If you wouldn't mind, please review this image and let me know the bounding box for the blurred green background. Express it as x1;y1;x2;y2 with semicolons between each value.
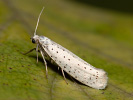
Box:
0;0;133;100
72;0;133;13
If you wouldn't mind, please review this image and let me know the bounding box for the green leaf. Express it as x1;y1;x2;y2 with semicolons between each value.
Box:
0;0;133;100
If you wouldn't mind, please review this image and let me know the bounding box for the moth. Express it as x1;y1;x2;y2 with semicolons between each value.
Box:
25;7;108;89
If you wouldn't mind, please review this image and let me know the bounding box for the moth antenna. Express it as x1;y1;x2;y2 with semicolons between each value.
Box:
34;6;45;36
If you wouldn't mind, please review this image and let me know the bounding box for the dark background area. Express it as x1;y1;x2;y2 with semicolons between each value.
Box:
72;0;133;14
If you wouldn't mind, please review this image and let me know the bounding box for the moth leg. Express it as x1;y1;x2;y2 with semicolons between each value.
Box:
36;44;39;63
22;46;40;64
58;67;60;70
22;48;36;55
40;50;48;78
61;68;68;84
22;48;40;55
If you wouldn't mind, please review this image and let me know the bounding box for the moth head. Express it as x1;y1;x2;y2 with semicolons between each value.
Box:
31;35;39;44
32;38;35;44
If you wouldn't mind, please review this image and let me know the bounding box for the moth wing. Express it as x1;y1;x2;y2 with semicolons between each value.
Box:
40;40;108;89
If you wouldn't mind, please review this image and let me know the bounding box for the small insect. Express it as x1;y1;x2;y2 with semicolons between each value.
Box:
25;7;108;89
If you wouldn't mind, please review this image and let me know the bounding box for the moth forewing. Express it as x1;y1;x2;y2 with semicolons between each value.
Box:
38;37;108;89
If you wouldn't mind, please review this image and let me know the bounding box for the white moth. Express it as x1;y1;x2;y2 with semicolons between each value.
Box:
26;7;108;89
